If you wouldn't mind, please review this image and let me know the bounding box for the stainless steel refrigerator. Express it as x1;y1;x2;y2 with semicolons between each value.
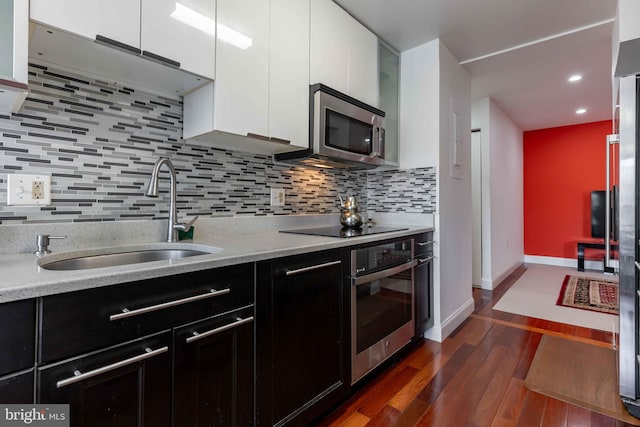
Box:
619;73;640;417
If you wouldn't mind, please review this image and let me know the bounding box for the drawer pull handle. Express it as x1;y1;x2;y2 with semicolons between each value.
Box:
418;256;435;264
56;346;168;388
109;288;231;321
285;260;342;276
186;316;254;344
417;241;434;246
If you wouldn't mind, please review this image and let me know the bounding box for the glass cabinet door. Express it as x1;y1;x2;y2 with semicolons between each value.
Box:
378;41;399;166
0;0;14;78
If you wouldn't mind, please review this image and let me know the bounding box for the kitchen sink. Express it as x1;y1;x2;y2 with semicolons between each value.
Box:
37;244;222;271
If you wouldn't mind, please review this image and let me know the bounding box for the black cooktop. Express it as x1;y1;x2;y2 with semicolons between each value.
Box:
280;225;408;238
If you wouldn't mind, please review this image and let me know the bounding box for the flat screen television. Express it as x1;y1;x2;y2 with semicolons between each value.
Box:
591;190;606;238
591;188;618;240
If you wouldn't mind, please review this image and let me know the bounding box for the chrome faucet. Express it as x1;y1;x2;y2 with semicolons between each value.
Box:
145;158;197;243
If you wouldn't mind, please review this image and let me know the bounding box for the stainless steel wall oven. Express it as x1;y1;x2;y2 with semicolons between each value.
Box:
350;238;416;384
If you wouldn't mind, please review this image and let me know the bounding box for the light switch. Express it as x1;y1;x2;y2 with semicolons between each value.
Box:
7;174;52;205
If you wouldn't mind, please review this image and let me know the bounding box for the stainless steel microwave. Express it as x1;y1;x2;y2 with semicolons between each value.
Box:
274;85;385;169
312;85;385;167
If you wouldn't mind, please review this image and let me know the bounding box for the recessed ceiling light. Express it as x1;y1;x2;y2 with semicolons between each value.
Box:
576;108;587;114
569;74;582;82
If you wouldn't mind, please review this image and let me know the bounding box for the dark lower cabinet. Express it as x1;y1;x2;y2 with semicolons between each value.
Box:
0;369;34;403
256;249;350;427
0;298;36;404
0;298;35;377
38;332;171;427
415;233;434;337
173;306;254;427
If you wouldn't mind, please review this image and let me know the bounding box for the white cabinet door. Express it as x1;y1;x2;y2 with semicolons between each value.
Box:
141;0;215;79
214;0;269;138
347;20;378;108
0;0;28;113
310;0;378;107
269;0;309;148
30;0;140;48
309;0;349;94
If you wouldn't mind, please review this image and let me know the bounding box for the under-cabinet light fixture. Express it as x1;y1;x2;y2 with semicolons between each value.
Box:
576;108;587;114
170;2;253;50
568;74;582;82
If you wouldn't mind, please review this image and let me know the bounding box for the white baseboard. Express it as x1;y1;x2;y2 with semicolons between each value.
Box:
424;297;475;343
479;261;522;290
523;255;604;271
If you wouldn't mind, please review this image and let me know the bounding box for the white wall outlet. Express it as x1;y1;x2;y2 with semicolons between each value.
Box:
7;174;52;206
270;188;285;207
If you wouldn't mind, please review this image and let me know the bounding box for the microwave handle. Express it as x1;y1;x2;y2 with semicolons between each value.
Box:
372;127;385;158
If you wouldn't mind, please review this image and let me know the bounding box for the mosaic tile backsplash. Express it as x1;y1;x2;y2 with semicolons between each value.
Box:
0;63;435;224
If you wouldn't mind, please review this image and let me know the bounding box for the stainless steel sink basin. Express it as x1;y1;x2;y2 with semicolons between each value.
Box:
38;244;222;271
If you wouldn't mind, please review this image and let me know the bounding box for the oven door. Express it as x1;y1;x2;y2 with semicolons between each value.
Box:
351;259;416;384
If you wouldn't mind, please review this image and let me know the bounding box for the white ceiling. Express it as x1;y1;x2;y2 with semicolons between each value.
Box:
333;0;617;131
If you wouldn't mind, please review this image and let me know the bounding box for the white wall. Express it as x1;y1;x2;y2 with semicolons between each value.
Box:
401;39;473;342
434;40;473;339
398;40;439;169
471;98;524;289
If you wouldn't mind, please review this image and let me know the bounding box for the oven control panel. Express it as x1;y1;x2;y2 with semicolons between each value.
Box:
351;238;413;275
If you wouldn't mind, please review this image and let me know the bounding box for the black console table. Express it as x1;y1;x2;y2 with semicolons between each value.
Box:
577;240;618;272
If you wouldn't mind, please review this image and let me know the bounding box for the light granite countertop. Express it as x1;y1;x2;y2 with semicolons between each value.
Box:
0;214;434;303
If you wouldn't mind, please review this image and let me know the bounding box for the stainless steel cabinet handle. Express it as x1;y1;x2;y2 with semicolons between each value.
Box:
246;132;270;141
142;50;180;68
418;256;435;264
95;34;141;55
56;346;168;388
270;136;291;145
109;288;231;321
186;316;254;344
417;241;434;246
285;260;342;276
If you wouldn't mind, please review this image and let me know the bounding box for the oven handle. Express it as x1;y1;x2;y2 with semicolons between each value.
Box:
352;259;417;286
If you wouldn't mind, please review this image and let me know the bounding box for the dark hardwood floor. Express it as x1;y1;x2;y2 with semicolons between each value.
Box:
317;265;634;426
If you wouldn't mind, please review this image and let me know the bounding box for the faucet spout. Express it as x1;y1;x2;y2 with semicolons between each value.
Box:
146;158;180;243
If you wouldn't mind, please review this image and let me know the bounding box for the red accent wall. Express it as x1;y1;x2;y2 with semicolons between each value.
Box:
524;120;613;259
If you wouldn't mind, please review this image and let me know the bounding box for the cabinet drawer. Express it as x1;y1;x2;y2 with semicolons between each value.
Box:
38;332;171;427
0;369;34;403
415;232;434;257
0;299;35;376
40;264;254;363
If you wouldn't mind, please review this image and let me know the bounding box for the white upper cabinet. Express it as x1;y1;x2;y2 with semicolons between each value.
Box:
213;0;270;138
310;0;349;95
310;0;378;108
184;0;309;153
0;0;28;113
268;0;310;146
30;0;215;82
30;0;140;49
345;16;378;107
141;0;216;79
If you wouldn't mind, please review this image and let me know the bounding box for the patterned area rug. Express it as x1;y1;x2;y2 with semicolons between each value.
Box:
556;275;618;315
